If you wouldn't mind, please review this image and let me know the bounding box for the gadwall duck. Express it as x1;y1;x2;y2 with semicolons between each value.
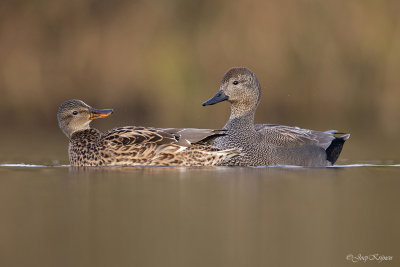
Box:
58;99;240;167
202;67;349;167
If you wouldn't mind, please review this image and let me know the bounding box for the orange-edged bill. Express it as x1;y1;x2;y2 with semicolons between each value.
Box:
90;108;113;120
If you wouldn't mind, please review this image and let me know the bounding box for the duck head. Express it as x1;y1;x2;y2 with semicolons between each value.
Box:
202;67;261;117
57;99;113;138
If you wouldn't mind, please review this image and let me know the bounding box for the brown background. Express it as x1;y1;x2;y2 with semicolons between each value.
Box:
1;0;399;162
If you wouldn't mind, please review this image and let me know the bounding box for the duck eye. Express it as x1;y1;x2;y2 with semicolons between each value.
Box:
233;81;239;85
72;111;78;115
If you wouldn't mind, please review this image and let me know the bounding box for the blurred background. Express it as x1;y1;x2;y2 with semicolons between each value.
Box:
1;2;400;267
0;0;399;163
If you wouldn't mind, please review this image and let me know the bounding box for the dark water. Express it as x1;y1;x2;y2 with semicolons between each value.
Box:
1;163;399;267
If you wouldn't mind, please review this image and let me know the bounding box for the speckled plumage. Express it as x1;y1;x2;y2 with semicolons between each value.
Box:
58;100;240;167
203;67;350;167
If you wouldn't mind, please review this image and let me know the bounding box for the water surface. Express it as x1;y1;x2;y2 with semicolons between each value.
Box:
1;163;399;267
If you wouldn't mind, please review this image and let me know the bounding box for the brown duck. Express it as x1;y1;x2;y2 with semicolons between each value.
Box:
202;67;350;167
57;99;240;167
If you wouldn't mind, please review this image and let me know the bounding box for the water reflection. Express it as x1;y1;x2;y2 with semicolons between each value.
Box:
0;163;399;267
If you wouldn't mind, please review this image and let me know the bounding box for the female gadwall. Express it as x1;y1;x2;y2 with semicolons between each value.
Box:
202;67;349;167
58;99;240;167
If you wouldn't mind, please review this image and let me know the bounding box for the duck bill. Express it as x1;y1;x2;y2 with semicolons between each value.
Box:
90;108;113;120
202;90;229;106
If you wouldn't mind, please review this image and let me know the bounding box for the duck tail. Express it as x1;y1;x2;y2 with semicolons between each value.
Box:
326;133;350;165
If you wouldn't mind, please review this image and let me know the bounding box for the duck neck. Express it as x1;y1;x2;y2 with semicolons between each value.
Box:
224;108;256;132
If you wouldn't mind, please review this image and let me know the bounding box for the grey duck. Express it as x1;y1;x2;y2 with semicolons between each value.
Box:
202;67;350;167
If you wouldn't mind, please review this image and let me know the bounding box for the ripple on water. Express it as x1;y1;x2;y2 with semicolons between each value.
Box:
330;164;400;168
0;163;399;168
0;163;69;168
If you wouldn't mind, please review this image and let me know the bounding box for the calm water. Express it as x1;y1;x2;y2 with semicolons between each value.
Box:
0;163;399;267
0;130;399;267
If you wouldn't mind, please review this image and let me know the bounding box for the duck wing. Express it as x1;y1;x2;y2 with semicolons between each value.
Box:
160;128;226;146
255;124;343;150
102;127;226;148
99;126;240;166
102;126;178;147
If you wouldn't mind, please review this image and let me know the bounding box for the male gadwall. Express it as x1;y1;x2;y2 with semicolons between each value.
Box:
58;99;240;167
202;67;349;167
